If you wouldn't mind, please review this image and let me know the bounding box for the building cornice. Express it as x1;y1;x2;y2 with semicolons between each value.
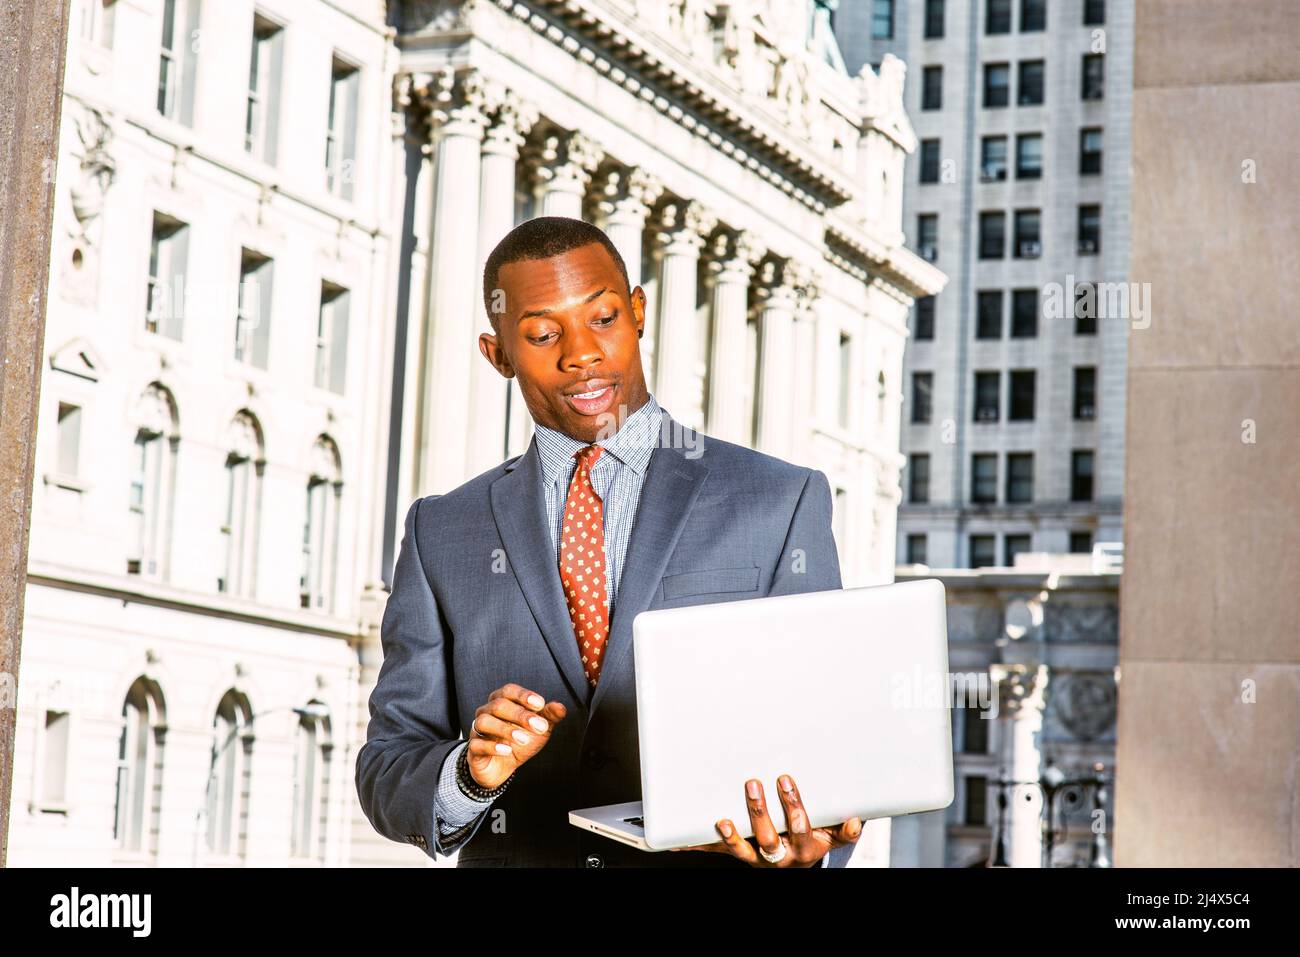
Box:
27;563;361;641
825;213;948;300
468;0;861;212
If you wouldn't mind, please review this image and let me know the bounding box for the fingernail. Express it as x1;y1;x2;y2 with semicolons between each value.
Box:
495;743;512;755
512;730;530;745
746;779;760;799
527;694;544;709
529;716;548;732
850;818;862;836
717;820;733;838
779;775;793;792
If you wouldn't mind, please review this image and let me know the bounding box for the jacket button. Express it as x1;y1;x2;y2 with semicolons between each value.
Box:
584;853;604;868
584;748;605;770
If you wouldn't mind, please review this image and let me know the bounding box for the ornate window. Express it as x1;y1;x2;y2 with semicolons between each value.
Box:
301;436;342;612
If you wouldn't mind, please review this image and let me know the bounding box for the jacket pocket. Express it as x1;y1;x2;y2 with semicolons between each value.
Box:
660;565;761;600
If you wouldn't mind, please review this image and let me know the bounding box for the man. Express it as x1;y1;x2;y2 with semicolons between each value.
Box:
357;216;862;868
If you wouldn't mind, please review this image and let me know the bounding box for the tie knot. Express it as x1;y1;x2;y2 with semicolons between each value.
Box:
575;444;603;468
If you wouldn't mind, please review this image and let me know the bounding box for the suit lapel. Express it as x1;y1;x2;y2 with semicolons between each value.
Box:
489;438;592;704
587;414;712;721
489;413;713;717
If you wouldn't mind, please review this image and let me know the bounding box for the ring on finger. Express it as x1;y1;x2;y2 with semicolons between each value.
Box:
758;839;788;865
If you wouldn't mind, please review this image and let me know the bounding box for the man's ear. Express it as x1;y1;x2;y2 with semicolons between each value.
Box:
631;285;646;339
479;332;515;378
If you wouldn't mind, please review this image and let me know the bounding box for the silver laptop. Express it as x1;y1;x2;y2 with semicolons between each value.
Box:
569;579;954;851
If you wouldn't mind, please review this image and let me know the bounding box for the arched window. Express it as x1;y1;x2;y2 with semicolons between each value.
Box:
206;689;252;860
128;384;179;579
220;412;264;597
301;436;342;612
113;677;166;858
291;701;332;861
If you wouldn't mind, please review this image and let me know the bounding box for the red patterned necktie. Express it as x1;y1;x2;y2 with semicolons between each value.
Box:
560;445;609;687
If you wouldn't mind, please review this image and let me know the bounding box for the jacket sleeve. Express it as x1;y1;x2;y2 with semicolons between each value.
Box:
769;468;844;597
768;468;857;869
355;497;492;859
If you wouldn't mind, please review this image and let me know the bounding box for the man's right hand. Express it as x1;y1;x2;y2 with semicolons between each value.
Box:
466;683;568;789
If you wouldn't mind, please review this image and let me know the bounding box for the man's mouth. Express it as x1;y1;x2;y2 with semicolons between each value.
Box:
563;381;618;416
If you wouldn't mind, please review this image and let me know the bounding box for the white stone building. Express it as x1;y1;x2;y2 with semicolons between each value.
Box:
10;0;398;867
9;0;943;868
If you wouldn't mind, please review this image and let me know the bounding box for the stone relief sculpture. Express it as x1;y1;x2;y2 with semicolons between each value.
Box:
1053;672;1118;741
62;105;116;304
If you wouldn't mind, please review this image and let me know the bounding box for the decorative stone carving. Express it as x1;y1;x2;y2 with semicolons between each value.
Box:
1046;603;1119;643
595;166;665;224
1053;672;1118;741
483;89;540;154
529;130;605;200
68;106;115;244
60;105;115;304
655;198;717;252
400;0;479;34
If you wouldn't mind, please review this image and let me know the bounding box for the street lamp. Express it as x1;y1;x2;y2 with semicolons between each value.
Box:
191;702;329;866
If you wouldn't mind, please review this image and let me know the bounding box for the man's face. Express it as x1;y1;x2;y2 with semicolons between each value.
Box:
479;242;650;444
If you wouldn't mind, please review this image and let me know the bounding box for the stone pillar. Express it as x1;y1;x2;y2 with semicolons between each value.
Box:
531;130;602;220
652;200;716;425
992;664;1050;868
0;0;71;868
468;88;537;476
418;70;489;493
753;261;804;458
595;166;663;380
704;231;765;443
791;271;821;463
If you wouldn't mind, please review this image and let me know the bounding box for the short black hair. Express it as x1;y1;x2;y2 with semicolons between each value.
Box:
481;216;631;328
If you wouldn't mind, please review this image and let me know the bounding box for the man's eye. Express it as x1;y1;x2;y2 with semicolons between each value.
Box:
530;333;557;345
595;314;616;325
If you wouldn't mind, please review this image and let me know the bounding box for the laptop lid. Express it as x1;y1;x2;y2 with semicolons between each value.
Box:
631;578;954;850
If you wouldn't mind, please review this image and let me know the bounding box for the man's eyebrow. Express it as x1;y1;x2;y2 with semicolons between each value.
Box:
519;286;608;319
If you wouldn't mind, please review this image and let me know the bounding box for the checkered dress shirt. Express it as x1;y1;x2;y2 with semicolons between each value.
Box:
432;395;665;842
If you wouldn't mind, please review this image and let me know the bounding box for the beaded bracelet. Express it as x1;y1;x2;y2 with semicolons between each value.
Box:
455;743;515;802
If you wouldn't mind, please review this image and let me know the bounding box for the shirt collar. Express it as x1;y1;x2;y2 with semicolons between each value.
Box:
534;392;665;487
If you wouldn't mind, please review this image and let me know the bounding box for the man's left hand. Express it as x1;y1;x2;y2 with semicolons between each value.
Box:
669;774;862;868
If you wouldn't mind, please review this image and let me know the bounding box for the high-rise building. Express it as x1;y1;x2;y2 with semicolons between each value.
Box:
834;0;1132;570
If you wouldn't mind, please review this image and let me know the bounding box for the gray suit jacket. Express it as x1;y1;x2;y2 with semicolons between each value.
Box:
356;413;854;867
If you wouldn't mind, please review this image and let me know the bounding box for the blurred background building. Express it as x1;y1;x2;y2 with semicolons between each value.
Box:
9;0;944;867
832;0;1132;867
896;555;1117;867
835;0;1131;569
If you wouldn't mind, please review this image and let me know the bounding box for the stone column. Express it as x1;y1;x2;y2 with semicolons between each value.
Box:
992;663;1050;868
530;130;603;219
468;88;537;476
754;260;805;458
704;231;765;443
418;69;490;493
1;0;71;868
652;200;716;425
790;270;821;463
595;166;663;383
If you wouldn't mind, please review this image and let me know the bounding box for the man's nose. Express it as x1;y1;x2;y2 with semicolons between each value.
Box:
559;325;603;370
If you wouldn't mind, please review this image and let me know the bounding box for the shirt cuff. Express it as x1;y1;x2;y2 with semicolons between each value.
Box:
434;741;496;833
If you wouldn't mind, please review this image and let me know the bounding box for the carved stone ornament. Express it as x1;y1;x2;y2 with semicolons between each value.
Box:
1053;672;1117;741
